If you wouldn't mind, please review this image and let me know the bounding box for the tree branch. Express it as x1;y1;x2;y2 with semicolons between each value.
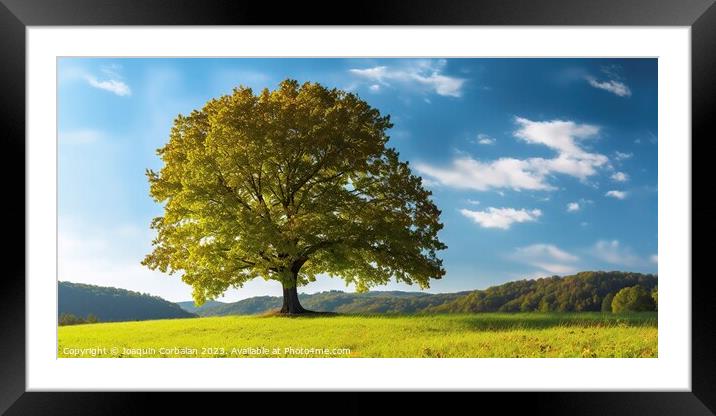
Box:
299;240;343;258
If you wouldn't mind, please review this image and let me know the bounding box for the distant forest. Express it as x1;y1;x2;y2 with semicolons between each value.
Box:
58;281;196;323
427;271;656;313
59;271;657;322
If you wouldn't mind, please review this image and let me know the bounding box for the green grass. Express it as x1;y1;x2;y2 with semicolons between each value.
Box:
58;312;657;358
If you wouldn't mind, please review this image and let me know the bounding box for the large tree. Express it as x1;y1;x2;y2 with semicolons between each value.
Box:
142;80;446;314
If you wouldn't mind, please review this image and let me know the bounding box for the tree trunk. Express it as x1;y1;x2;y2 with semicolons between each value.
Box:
279;271;311;314
280;284;308;314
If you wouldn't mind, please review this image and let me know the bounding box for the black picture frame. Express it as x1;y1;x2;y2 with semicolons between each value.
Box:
1;0;713;414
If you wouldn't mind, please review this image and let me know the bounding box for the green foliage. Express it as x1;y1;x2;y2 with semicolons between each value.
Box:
651;286;658;310
612;285;656;313
143;79;446;305
601;292;615;312
429;271;657;314
58;312;658;358
58;281;196;322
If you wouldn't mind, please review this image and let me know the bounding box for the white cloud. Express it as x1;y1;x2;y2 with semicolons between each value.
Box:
513;117;600;155
350;66;387;80
615;151;633;161
466;199;481;205
611;171;629;182
59;129;104;144
86;75;131;96
349;60;465;97
476;133;495;145
416;157;555;191
60;63;132;97
650;254;658;264
369;84;381;93
510;243;579;274
510;117;609;181
460;207;541;230
416;117;608;192
566;202;580;212
586;76;631;97
589;240;643;267
605;190;627;199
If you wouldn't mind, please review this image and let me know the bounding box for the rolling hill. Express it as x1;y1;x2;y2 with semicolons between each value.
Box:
176;300;226;314
190;271;656;316
59;271;657;321
194;291;469;316
58;281;196;322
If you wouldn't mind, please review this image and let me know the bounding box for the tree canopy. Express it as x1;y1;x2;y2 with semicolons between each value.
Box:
142;80;446;313
601;292;615;313
611;285;656;313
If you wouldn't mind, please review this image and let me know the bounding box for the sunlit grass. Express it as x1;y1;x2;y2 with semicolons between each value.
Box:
58;312;657;358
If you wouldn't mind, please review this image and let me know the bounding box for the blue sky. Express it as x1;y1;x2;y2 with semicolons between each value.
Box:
58;58;657;302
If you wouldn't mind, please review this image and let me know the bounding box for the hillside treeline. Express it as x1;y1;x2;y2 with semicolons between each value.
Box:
59;281;196;322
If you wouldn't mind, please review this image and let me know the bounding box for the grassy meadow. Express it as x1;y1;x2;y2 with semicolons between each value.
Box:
58;312;657;358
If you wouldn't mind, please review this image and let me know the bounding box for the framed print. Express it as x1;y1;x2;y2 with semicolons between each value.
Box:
2;0;714;414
